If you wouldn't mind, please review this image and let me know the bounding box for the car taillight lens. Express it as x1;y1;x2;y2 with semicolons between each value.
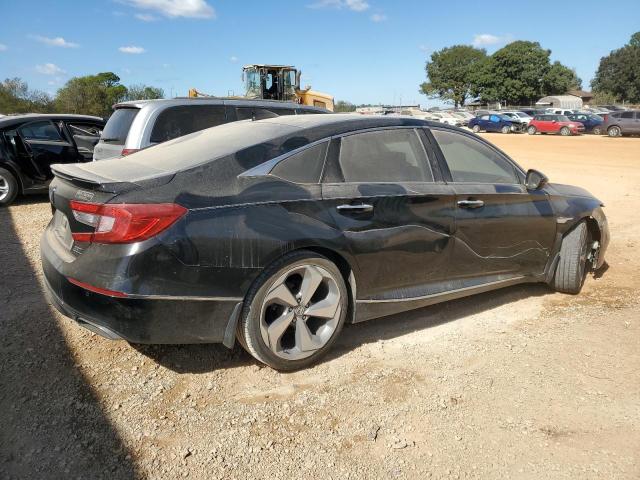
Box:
121;148;140;156
602;114;608;121
69;201;187;244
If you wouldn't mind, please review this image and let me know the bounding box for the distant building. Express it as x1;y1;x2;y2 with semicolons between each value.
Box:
567;90;594;104
536;95;583;110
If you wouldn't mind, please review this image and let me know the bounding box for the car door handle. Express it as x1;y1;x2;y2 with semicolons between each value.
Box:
457;199;484;209
336;203;374;213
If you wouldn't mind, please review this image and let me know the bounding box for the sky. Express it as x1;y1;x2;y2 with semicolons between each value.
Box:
0;0;639;108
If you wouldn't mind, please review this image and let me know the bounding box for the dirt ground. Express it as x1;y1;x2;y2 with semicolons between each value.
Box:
1;134;639;479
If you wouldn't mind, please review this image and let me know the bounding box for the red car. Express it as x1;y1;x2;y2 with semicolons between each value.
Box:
527;114;585;136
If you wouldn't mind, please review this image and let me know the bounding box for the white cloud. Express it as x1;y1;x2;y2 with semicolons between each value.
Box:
135;13;158;21
0;44;7;51
472;33;512;47
418;44;430;54
308;0;370;12
119;45;146;54
229;55;238;63
370;13;386;22
36;63;65;75
31;35;79;48
121;0;215;19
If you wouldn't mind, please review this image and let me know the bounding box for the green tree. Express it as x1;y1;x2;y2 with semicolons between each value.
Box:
591;32;640;104
334;100;356;112
125;84;164;101
0;78;54;114
55;72;127;117
419;45;487;107
542;62;582;95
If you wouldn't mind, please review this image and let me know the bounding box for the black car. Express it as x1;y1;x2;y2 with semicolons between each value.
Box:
41;114;609;370
0;114;104;206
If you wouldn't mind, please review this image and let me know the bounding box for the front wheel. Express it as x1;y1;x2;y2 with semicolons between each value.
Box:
608;126;622;137
552;221;590;294
472;125;480;133
0;167;19;207
560;126;571;136
527;126;537;135
501;125;510;134
237;251;348;371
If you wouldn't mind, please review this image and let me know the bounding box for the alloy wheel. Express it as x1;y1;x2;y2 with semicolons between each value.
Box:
608;126;621;137
0;175;9;202
259;264;342;360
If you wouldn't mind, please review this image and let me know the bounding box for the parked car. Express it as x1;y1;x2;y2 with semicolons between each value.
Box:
469;114;520;133
93;98;328;161
449;112;470;126
566;113;604;134
598;105;626;112
527;114;585;136
599;110;640;137
428;111;463;126
0;114;104;206
519;108;541;117
502;111;533;125
40;114;609;370
546;108;579;116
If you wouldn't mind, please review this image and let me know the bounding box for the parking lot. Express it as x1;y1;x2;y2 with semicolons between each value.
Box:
1;133;639;479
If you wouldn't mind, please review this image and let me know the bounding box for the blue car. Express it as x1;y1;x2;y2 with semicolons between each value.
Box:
566;113;604;135
469;114;521;134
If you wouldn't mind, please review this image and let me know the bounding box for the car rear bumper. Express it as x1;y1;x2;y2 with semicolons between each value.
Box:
41;239;242;345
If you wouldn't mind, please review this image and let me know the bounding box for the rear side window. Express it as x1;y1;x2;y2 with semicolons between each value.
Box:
621;111;634;119
270;141;328;184
338;129;433;183
102;108;139;145
19;121;63;141
150;105;226;143
432;130;518;184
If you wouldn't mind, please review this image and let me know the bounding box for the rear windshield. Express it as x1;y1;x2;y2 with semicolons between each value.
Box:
101;108;139;145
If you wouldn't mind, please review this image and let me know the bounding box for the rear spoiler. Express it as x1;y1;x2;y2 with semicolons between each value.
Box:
51;164;132;193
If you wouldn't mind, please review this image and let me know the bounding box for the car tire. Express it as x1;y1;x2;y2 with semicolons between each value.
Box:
560;126;571;136
552;221;590;294
237;250;349;371
592;126;602;135
527;126;537;135
607;126;622;137
0;167;19;207
472;125;480;133
501;125;510;134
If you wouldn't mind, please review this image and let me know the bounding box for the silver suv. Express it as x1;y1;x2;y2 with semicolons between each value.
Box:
93;98;328;161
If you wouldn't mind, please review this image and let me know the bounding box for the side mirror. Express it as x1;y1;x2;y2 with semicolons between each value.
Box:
525;169;548;190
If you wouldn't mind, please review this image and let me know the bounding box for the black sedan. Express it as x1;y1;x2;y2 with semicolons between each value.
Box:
41;114;609;370
0;114;104;206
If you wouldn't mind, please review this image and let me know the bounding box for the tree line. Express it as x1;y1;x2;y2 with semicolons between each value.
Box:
420;33;640;107
0;72;163;118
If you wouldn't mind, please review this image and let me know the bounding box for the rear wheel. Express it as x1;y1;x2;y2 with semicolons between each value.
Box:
527;125;537;135
560;126;571;136
608;126;622;137
552;221;590;294
237;251;348;371
472;125;480;133
0;168;19;207
501;125;510;134
592;126;602;135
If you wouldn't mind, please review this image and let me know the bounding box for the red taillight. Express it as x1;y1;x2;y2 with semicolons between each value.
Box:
67;277;128;297
121;148;140;156
70;201;187;244
602;114;608;122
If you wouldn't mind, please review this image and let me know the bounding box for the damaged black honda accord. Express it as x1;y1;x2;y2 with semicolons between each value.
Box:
41;114;609;370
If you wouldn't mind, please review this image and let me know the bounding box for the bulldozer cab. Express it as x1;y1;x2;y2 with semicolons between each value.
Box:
243;65;300;102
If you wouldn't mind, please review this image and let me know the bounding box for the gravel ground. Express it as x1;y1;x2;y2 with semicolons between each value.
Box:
1;134;639;479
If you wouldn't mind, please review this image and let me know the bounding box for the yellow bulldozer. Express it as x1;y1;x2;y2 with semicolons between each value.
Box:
189;64;334;111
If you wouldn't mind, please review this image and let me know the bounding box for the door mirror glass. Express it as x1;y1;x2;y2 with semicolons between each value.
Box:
525;169;548;190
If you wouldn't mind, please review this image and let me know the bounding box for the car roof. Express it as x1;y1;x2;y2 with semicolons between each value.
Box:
0;113;104;129
113;97;329;113
58;114;434;184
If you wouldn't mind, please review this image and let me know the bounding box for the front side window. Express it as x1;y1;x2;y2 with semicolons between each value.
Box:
431;130;519;184
19;121;63;141
338;129;433;183
150;105;226;143
270;141;328;184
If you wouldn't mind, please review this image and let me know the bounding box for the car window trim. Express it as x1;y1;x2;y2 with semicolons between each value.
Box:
425;126;525;186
